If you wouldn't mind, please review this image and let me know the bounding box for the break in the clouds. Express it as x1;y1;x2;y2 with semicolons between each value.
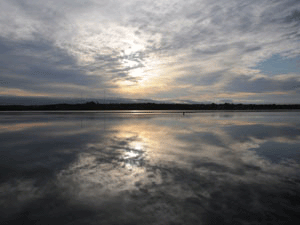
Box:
0;0;300;104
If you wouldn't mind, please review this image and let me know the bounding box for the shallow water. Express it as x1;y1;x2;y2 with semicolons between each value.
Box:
0;111;300;225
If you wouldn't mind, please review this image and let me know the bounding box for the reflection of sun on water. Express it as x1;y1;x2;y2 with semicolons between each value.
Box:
122;141;145;172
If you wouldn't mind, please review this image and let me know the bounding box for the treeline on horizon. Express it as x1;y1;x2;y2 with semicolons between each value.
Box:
0;102;300;111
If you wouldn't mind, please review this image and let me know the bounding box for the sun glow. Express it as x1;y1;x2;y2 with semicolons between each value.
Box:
115;51;179;97
121;59;140;68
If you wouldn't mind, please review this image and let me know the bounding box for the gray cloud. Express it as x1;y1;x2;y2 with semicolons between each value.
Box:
176;70;224;86
227;75;300;93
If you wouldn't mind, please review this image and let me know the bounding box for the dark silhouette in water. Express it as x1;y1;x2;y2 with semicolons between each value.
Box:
0;102;300;111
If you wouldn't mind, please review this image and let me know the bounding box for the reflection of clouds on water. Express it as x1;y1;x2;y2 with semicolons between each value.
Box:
226;124;300;142
0;179;41;219
0;112;300;224
0;122;49;133
56;129;160;203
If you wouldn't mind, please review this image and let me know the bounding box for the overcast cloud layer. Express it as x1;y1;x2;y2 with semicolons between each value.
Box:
0;0;300;104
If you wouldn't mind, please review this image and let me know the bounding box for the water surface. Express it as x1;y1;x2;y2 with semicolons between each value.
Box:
0;111;300;225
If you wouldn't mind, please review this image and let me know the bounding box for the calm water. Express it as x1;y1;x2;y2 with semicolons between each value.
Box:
0;111;300;225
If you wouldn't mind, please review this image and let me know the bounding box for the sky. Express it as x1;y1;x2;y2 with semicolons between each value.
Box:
0;0;300;105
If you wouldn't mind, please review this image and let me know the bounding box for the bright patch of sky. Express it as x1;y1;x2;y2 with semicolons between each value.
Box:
254;54;300;76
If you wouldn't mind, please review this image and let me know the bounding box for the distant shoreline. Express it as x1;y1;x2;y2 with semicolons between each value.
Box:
0;102;300;111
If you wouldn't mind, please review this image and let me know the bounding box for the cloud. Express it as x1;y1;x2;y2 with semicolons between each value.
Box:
176;70;224;86
0;0;299;103
227;74;300;93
